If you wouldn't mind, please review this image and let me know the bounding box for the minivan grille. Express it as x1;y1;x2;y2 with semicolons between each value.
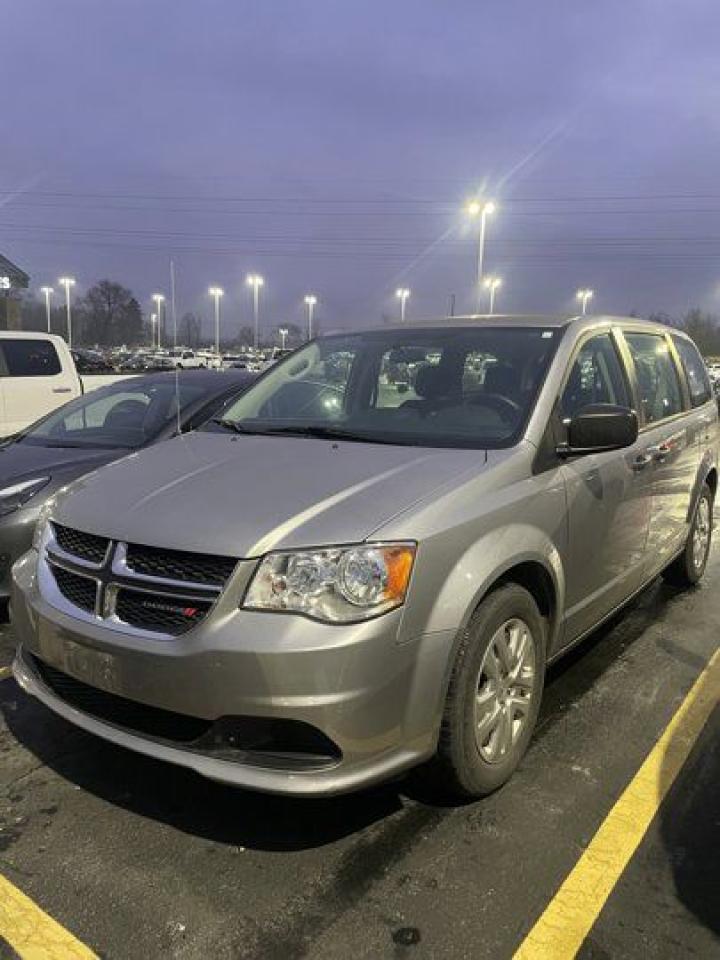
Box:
50;564;97;613
52;523;109;565
125;543;237;586
115;589;212;636
43;525;237;638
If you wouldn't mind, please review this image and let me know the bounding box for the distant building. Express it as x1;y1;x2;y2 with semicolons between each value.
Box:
0;253;30;330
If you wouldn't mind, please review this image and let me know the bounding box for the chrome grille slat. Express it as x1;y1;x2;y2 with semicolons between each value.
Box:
41;524;239;638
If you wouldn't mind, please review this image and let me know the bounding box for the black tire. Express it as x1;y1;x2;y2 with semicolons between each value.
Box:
426;584;547;800
662;483;713;587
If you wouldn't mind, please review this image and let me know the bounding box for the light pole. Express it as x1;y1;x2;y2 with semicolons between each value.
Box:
483;276;502;315
40;286;54;333
467;199;496;310
208;286;224;356
278;327;289;349
58;277;76;346
246;274;264;350
150;313;158;349
152;294;165;348
576;288;594;315
304;294;317;340
396;287;411;322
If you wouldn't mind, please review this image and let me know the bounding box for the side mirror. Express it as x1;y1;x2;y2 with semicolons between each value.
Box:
557;404;638;457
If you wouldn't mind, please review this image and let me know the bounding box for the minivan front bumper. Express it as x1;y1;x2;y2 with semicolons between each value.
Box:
11;550;453;795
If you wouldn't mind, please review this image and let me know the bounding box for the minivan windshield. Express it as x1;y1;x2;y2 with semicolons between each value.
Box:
211;326;561;449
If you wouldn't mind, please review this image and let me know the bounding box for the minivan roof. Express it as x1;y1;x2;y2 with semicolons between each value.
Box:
355;313;683;335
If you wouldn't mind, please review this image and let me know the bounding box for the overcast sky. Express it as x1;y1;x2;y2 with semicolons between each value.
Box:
2;0;720;338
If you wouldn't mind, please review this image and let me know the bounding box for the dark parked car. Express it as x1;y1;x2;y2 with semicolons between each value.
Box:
70;349;115;374
0;369;254;605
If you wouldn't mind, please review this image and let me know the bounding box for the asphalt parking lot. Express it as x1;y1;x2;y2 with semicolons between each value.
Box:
0;557;718;960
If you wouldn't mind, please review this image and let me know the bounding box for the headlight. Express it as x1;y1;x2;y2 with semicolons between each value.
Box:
0;477;50;518
243;543;416;623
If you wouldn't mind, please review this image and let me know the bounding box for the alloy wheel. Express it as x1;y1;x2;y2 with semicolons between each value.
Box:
474;617;536;763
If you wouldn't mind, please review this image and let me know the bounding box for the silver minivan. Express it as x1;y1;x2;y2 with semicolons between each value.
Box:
10;315;718;798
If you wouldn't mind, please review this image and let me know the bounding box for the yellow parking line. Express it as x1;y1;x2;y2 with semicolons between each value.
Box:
0;666;12;681
0;874;97;959
514;648;720;960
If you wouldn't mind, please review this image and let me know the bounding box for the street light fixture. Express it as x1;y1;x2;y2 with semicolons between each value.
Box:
278;327;289;349
396;287;411;323
467;199;496;310
208;286;224;356
152;294;165;348
58;277;76;347
576;288;594;315
304;294;317;340
483;276;502;315
246;274;264;350
40;286;54;333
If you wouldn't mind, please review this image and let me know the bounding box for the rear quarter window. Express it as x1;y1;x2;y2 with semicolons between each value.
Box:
0;339;62;376
672;335;712;408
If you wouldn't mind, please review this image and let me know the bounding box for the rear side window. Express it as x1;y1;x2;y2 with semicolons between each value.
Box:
560;332;630;417
624;332;684;424
0;339;62;377
672;335;712;408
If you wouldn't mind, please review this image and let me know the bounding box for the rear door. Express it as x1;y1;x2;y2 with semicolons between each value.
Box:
671;333;718;464
621;330;698;576
0;338;73;434
559;329;652;642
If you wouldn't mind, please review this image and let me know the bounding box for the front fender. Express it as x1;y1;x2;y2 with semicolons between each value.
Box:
428;525;565;649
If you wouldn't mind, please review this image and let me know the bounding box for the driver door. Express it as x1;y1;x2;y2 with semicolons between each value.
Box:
559;330;652;644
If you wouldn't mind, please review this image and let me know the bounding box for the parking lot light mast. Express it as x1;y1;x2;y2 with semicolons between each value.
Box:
40;286;54;333
304;294;317;340
208;286;224;356
467;199;496;311
279;327;289;349
483;276;502;315
58;277;76;347
246;274;264;350
396;287;410;322
150;313;158;348
152;294;165;348
576;288;594;315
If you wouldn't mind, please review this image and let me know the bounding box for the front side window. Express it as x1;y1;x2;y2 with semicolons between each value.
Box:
215;327;561;449
560;332;630;418
0;339;62;377
624;332;684;424
672;335;712;408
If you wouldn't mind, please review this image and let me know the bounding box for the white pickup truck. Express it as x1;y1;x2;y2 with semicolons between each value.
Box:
0;331;134;437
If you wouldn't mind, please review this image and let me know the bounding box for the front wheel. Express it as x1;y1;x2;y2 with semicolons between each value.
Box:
426;584;546;800
662;483;714;587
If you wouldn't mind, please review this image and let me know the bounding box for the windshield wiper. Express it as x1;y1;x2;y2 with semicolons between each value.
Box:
210;418;262;434
252;425;405;445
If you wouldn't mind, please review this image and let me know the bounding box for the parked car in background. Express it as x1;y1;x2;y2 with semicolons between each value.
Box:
0;369;254;607
11;316;717;798
70;349;115;374
172;350;205;369
0;332;81;437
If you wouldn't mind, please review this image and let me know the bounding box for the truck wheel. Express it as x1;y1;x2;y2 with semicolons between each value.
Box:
427;584;546;800
662;483;713;587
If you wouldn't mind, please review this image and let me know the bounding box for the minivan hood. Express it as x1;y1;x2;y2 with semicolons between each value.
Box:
53;432;492;557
